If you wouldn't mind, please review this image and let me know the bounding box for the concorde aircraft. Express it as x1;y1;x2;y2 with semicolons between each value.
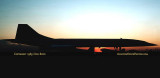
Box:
4;24;157;52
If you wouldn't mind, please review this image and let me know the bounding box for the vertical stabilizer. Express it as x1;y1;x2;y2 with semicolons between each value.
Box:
15;24;40;40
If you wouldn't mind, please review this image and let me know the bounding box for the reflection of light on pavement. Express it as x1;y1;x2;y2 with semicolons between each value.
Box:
95;47;102;52
76;47;102;52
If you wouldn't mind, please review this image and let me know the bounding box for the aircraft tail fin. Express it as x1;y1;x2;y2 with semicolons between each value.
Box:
15;24;44;41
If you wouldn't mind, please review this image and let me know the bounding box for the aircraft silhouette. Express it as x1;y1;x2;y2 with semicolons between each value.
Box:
4;24;157;52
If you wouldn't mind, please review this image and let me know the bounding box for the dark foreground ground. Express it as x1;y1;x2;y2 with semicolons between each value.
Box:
0;49;160;56
1;48;160;67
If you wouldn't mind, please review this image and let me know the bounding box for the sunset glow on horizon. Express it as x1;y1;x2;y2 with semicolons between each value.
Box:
77;46;160;52
0;0;160;48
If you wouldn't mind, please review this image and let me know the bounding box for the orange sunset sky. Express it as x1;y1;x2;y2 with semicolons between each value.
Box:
0;0;160;51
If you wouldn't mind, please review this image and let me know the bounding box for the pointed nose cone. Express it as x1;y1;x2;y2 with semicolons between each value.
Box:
136;40;157;46
151;43;157;46
147;43;157;46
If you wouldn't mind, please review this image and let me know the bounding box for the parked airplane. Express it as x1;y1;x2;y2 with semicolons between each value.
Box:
4;24;157;52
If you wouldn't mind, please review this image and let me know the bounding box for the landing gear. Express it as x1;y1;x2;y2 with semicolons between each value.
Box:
114;46;122;52
119;47;122;51
88;47;95;53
